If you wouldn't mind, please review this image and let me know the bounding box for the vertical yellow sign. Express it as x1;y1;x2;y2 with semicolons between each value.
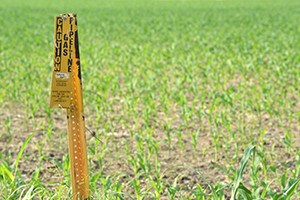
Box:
50;15;72;108
50;14;89;199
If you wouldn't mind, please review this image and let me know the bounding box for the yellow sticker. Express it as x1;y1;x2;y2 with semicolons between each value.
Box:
50;15;75;108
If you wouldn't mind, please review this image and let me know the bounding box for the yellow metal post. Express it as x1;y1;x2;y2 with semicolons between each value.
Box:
50;14;89;199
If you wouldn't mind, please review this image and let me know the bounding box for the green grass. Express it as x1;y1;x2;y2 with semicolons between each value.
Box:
0;0;299;199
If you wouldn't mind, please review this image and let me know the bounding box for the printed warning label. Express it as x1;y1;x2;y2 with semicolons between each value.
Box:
50;14;76;108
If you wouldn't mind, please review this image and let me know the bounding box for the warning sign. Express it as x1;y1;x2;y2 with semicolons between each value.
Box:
50;14;90;199
50;14;77;108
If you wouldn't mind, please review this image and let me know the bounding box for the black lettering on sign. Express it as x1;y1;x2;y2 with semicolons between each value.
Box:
55;41;61;57
63;34;68;40
54;61;60;70
68;58;72;72
63;49;68;56
63;41;68;48
62;34;69;56
55;56;61;64
54;17;63;71
68;31;73;72
68;18;74;73
57;17;63;25
68;58;72;66
56;30;62;39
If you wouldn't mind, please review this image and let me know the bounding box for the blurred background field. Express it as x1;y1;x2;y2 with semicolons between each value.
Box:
0;0;299;199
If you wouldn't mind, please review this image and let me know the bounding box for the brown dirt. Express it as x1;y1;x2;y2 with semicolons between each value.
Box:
0;102;299;198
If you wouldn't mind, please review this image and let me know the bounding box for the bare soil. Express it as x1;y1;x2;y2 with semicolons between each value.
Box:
0;102;299;198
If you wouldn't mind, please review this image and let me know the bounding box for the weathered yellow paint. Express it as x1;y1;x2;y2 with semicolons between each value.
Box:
50;15;72;108
50;14;89;199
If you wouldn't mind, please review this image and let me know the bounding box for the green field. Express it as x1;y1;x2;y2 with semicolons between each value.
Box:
0;0;299;199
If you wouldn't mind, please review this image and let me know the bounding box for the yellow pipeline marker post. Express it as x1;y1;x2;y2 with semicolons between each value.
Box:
50;14;89;199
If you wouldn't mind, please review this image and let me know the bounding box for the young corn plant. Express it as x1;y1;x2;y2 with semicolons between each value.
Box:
230;146;300;200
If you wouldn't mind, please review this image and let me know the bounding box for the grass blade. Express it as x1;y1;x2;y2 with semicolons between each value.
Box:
0;163;14;181
231;146;256;200
13;132;34;175
283;179;300;200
